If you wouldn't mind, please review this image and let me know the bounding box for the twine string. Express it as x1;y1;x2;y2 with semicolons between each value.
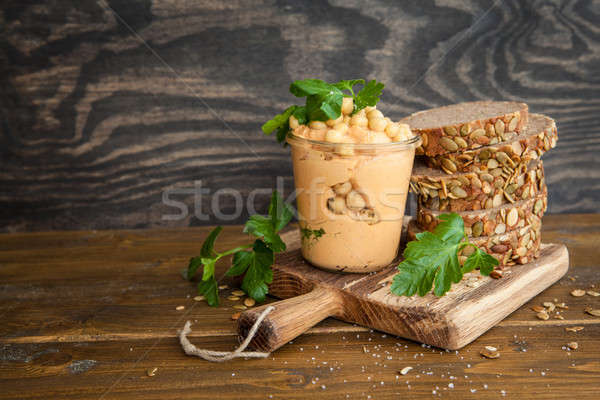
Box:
178;305;275;362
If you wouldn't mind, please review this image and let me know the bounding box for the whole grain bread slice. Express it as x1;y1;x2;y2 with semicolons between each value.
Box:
411;160;546;212
407;219;541;267
417;191;547;236
426;114;557;174
401;101;529;157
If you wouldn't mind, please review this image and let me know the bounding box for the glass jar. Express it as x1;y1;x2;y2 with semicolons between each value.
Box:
287;133;421;273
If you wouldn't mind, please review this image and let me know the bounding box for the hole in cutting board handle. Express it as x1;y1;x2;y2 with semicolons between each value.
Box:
236;286;344;352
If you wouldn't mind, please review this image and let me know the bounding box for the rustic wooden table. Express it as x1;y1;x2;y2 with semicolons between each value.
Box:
1;214;598;399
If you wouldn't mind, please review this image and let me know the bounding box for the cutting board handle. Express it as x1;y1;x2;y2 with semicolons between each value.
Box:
237;286;342;352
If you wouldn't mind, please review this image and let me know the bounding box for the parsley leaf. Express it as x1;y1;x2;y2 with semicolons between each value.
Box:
244;190;293;252
268;190;294;232
353;80;384;112
391;213;499;297
334;79;365;96
198;276;219;306
264;78;385;145
289;79;335;97
185;191;294;306
463;246;499;275
240;240;274;302
182;226;223;280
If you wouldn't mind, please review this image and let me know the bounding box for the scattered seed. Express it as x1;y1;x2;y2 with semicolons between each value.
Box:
193;295;205;301
565;326;584;332
536;311;549;320
231;312;241;320
232;290;245;296
218;285;229;290
490;270;503;279
227;296;241;301
554;315;564;320
480;348;500;359
556;303;568;309
531;305;545;312
244;298;256;307
567;342;578;350
147;367;158;377
585;309;600;317
176;305;185;311
233;305;248;310
400;366;413;375
587;290;600;297
571;289;586;297
485;346;498;352
568;276;576;281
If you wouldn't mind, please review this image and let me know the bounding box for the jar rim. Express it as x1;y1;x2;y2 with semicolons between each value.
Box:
286;132;422;150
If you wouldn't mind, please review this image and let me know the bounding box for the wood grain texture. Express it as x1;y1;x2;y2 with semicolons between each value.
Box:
239;243;568;351
0;214;599;399
0;0;599;231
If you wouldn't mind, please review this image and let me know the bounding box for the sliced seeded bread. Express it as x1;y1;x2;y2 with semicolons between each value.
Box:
417;191;547;235
412;159;546;212
426;114;557;174
407;219;542;267
401;101;529;157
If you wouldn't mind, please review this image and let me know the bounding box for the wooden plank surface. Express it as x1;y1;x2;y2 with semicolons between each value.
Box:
241;243;568;351
1;0;599;232
1;214;599;399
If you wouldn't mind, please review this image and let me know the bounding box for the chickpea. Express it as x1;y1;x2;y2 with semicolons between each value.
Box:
309;120;328;130
355;108;367;118
367;109;384;120
343;115;351;124
351;114;368;127
346;190;366;210
369;132;392;144
326;115;343;127
364;106;376;113
369;117;387;132
341;97;354;115
289;115;299;129
294;125;310;138
348;126;366;140
357;208;380;225
333;122;349;134
398;123;412;138
385;122;401;138
325;129;344;143
327;196;346;214
333;181;352;196
309;129;326;141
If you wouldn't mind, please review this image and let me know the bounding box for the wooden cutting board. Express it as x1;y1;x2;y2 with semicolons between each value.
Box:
238;229;569;352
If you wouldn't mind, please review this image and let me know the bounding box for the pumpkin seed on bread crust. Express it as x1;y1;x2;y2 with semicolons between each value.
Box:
426;114;557;174
402;101;529;157
416;191;547;235
407;219;542;267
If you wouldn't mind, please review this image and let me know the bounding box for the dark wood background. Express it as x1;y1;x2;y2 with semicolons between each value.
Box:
1;0;598;232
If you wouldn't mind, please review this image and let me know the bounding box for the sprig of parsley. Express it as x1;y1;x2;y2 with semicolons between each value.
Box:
391;213;499;297
182;191;295;306
262;78;385;145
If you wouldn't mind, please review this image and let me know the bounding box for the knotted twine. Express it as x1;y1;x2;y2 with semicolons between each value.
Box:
178;305;275;362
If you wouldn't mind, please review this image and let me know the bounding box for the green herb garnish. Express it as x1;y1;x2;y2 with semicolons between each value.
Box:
183;191;294;306
391;213;499;297
300;226;325;248
262;78;384;145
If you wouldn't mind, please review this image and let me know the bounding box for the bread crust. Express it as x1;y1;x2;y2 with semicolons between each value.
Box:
411;160;546;212
416;191;547;236
425;114;557;174
402;101;529;157
407;219;542;267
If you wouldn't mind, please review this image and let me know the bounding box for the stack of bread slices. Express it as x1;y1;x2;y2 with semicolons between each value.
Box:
401;101;557;269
